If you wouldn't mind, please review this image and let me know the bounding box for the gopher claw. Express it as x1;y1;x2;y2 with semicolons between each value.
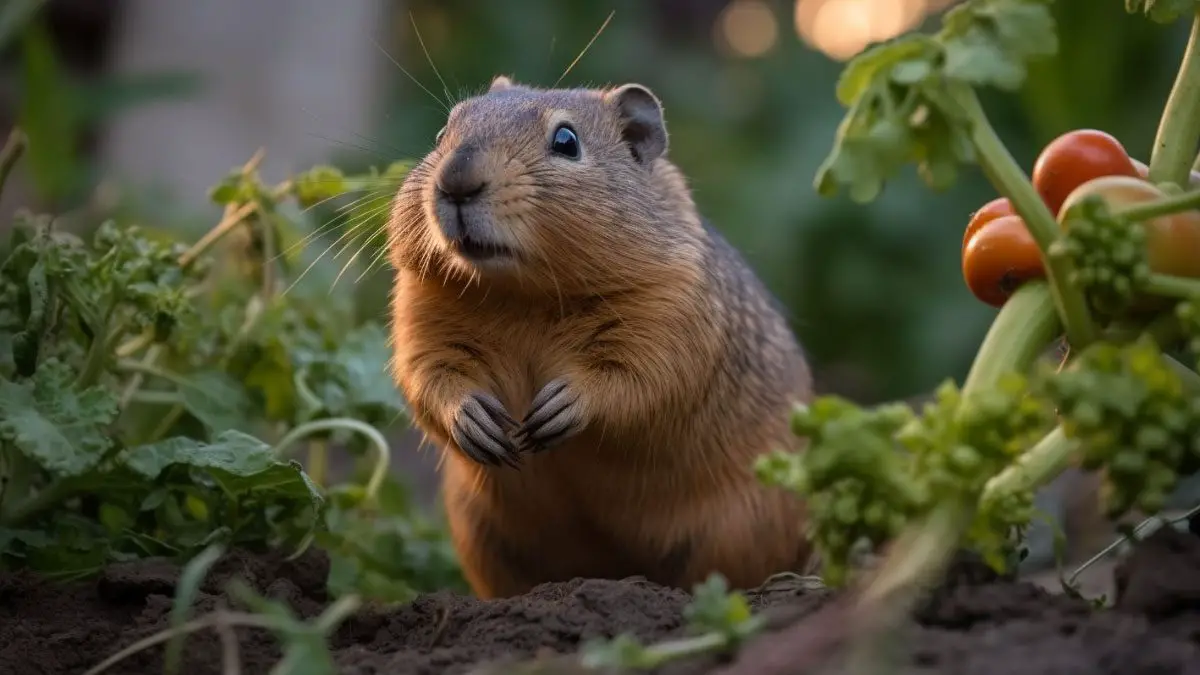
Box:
452;391;521;469
515;378;586;452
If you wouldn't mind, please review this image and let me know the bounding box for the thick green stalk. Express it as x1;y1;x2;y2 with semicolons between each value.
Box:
950;85;1097;348
1148;9;1200;187
980;425;1077;507
962;281;1062;398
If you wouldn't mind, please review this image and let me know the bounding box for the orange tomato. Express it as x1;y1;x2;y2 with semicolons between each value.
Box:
963;197;1016;251
1059;175;1200;280
962;214;1046;307
1032;129;1139;217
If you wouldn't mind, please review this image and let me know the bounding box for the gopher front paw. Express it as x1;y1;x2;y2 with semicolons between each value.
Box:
514;378;586;452
452;392;521;469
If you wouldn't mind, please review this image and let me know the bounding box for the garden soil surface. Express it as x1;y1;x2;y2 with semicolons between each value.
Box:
3;519;1200;675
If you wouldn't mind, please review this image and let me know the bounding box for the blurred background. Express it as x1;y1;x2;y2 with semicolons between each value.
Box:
0;0;1191;519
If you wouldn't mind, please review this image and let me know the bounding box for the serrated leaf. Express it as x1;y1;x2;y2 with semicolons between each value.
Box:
121;430;320;506
938;0;1057;91
834;35;937;106
0;359;119;477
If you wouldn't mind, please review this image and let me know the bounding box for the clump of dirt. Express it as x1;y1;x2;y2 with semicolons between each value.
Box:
1;523;1198;675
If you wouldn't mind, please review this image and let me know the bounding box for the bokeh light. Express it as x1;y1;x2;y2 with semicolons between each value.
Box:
795;0;963;61
717;0;780;58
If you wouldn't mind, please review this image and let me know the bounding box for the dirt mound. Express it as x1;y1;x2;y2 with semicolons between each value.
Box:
2;523;1199;675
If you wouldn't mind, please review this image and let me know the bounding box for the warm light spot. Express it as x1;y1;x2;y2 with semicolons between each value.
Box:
794;0;964;62
811;0;874;61
718;0;780;58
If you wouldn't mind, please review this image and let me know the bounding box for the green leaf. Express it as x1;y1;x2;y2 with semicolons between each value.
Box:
302;323;407;423
814;0;1057;203
0;359;119;477
121;430;320;506
833;35;935;106
175;370;257;436
292;165;349;208
938;0;1058;91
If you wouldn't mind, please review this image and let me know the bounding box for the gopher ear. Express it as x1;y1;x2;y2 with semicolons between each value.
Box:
605;83;667;164
489;75;514;92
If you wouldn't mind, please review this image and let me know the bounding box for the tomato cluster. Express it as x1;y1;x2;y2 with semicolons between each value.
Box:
961;129;1200;308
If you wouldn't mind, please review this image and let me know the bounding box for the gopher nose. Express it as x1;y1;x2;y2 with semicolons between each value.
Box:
435;145;487;204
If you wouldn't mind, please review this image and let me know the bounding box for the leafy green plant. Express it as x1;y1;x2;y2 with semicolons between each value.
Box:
0;130;465;598
579;573;768;670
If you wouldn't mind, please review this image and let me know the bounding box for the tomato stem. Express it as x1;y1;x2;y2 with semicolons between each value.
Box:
1112;186;1200;221
980;424;1077;509
949;84;1098;349
1145;272;1200;299
1148;8;1200;187
962;280;1062;399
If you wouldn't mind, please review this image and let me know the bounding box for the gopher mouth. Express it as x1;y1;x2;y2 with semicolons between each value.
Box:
433;199;516;264
448;234;515;263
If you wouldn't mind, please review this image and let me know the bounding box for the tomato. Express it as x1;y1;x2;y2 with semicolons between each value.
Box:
1058;175;1200;280
963;197;1016;251
962;214;1046;307
1032;129;1139;217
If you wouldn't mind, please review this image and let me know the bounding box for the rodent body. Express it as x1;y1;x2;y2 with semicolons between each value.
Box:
387;75;814;598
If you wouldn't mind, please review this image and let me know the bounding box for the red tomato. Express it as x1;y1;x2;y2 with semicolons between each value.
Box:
962;214;1046;307
1032;129;1139;217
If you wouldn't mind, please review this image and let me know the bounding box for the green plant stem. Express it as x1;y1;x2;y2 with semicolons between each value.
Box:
1165;354;1200;392
119;344;164;409
1113;187;1200;221
271;419;391;503
950;85;1097;348
75;316;113;389
0;476;75;526
126;390;182;406
961;281;1062;397
1145;272;1200;298
115;358;191;387
0;127;27;200
637;632;739;666
177;200;257;269
980;425;1077;507
308;439;328;487
1148;8;1200;187
842;502;973;673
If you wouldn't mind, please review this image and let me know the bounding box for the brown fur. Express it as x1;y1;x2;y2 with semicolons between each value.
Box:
387;75;814;599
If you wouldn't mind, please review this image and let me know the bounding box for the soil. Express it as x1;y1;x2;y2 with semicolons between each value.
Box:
2;520;1199;675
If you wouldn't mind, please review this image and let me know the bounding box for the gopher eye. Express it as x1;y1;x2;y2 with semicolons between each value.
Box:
550;124;580;159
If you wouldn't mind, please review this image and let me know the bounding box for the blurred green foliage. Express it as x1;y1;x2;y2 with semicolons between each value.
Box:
9;0;1193;404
